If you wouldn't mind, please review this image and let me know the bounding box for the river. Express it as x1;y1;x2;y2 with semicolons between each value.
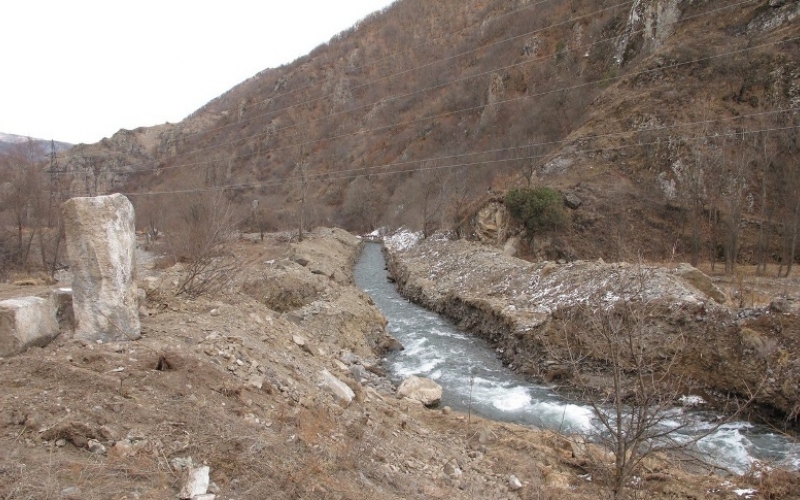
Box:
354;243;800;474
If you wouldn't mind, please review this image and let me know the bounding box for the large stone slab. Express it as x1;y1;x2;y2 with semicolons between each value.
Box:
319;369;355;405
62;194;141;341
397;375;442;407
674;263;727;304
0;296;59;356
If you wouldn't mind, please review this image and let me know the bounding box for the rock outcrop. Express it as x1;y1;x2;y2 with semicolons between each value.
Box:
62;194;141;342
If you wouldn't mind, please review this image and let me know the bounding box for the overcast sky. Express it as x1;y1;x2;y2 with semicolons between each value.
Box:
1;0;396;145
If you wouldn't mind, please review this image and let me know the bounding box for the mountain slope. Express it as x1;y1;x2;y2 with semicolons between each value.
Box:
60;0;800;264
0;132;71;155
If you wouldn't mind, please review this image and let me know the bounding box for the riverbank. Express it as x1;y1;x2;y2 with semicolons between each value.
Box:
383;232;800;432
0;228;795;499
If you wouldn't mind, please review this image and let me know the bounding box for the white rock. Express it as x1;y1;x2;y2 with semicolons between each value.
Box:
178;466;210;499
443;461;462;478
87;439;106;455
0;296;60;356
60;486;81;498
319;369;355;405
142;276;161;291
509;474;523;491
396;376;442;407
247;375;264;390
62;194;140;342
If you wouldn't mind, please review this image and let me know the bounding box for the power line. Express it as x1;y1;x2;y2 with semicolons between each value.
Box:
131;106;800;190
172;0;609;143
56;0;634;170
117;122;799;196
209;0;565;124
80;30;796;179
56;0;757;177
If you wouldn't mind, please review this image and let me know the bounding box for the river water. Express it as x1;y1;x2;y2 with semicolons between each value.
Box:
354;243;800;474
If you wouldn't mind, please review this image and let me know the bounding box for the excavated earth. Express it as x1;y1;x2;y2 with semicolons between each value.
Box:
384;233;800;429
0;228;797;499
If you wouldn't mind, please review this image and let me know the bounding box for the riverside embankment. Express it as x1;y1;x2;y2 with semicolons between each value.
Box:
382;232;800;430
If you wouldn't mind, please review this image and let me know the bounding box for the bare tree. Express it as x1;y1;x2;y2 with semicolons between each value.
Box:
562;300;690;499
419;165;447;238
295;157;310;242
446;166;474;238
78;155;104;196
163;189;241;298
343;175;387;233
778;146;800;277
557;281;758;499
752;124;779;275
0;140;47;269
721;134;751;275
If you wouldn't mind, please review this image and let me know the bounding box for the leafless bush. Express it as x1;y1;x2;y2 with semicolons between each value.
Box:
163;190;242;298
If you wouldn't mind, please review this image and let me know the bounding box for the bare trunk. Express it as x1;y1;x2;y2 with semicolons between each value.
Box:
21;225;36;268
49;226;62;278
38;228;47;269
756;172;769;275
690;201;701;267
16;219;23;260
786;199;800;277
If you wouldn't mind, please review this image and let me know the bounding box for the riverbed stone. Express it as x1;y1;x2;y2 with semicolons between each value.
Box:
673;263;726;304
0;296;60;356
397;376;442;407
62;194;141;342
319;369;355;405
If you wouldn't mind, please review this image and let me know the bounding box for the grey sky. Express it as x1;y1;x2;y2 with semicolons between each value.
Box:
1;0;396;145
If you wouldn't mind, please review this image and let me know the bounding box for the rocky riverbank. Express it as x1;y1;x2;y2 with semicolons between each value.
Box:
384;232;800;428
1;227;796;499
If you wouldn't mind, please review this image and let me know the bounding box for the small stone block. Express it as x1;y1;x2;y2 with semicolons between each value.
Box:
0;296;59;356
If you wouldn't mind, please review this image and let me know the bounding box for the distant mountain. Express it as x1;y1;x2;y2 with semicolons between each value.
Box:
0;133;72;155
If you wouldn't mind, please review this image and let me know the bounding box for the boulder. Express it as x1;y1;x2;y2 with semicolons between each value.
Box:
397;376;442;407
674;263;726;304
62;194;141;341
319;369;355;405
0;296;60;356
178;466;210;499
563;192;583;209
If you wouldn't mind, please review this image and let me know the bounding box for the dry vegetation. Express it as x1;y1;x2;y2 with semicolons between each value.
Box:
2;1;800;497
2;230;798;499
37;0;793;274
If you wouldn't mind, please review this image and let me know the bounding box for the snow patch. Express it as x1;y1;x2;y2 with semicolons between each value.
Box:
679;395;706;407
384;229;422;252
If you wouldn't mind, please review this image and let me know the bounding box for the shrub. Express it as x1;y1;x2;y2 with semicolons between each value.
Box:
505;187;567;236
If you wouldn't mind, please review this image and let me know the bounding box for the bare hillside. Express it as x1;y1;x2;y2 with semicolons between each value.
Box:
54;0;800;266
